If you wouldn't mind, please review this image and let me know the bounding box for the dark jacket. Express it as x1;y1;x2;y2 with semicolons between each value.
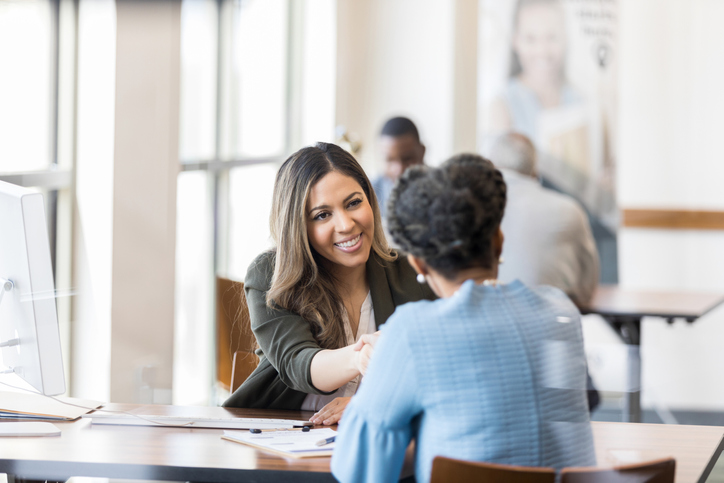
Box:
222;250;435;410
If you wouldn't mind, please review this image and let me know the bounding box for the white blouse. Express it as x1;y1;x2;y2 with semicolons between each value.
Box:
300;291;375;412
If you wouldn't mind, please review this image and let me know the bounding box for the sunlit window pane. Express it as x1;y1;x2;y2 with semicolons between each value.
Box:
227;164;277;280
223;0;288;158
0;0;54;173
179;0;218;161
174;171;214;405
300;0;336;146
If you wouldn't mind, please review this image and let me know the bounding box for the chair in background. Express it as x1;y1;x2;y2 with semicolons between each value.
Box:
230;349;258;393
561;458;675;483
216;276;258;394
429;457;556;483
430;457;675;483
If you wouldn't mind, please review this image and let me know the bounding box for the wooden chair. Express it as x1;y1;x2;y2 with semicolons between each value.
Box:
230;349;258;393
561;458;675;483
215;276;258;393
430;457;556;483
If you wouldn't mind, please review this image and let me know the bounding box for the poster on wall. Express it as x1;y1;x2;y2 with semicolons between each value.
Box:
478;0;618;229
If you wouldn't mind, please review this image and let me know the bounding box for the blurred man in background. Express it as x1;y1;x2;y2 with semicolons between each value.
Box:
371;117;425;220
491;131;599;308
491;132;601;412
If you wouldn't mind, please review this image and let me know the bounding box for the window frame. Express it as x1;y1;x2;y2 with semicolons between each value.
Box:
0;0;76;393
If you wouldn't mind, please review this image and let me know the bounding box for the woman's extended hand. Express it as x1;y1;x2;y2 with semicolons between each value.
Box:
352;331;380;351
353;342;375;376
309;332;380;393
310;397;351;425
352;332;380;375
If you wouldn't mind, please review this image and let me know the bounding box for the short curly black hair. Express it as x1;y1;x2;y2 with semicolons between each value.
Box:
387;153;507;279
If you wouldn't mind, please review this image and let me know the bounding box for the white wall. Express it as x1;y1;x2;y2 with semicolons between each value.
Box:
615;0;724;410
335;0;478;173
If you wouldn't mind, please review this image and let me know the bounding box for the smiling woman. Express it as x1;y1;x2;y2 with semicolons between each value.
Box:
223;143;434;423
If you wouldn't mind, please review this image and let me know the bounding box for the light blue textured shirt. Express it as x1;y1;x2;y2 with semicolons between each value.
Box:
331;280;595;483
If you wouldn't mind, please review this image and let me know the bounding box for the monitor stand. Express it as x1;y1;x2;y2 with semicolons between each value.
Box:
0;279;59;437
0;421;61;437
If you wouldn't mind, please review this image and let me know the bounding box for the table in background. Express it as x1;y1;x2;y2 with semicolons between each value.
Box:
583;286;724;423
0;405;721;483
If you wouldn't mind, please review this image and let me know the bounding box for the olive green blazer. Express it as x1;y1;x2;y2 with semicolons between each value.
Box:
222;250;435;410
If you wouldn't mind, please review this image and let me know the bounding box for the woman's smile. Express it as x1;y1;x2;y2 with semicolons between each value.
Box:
335;233;362;251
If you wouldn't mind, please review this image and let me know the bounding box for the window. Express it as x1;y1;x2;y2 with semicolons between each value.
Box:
0;0;55;174
0;0;75;389
176;0;340;405
176;0;337;405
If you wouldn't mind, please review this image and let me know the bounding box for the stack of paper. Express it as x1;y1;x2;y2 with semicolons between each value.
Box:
222;428;337;458
0;391;103;421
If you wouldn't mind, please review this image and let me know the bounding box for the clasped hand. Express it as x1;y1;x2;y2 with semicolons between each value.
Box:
309;331;381;426
352;331;380;376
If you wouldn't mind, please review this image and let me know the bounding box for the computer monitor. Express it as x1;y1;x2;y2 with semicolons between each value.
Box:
0;180;65;397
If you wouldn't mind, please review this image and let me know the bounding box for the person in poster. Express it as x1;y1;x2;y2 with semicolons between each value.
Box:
482;0;618;281
489;0;580;139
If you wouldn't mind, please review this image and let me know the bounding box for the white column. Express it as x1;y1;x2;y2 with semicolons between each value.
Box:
453;0;478;154
73;0;180;403
617;0;724;410
110;0;180;404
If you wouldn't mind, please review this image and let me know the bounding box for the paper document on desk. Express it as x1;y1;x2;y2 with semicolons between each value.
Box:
0;391;103;421
222;428;337;458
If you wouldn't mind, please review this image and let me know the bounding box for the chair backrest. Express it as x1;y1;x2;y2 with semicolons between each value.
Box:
561;458;675;483
216;276;257;393
430;457;556;483
231;349;258;393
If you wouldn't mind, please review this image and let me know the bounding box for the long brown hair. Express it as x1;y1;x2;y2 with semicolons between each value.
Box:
267;142;395;349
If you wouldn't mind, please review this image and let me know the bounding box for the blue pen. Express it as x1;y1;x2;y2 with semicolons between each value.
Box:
315;435;336;447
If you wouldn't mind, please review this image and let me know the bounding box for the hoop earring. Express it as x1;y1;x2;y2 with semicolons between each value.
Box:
416;273;426;284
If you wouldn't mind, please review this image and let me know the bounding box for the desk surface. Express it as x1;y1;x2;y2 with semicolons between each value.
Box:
584;285;724;320
0;404;333;483
0;404;721;483
592;421;724;483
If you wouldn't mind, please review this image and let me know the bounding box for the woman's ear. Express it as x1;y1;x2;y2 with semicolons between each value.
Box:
494;226;504;260
407;254;428;276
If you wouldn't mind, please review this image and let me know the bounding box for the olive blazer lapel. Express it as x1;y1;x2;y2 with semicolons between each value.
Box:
367;255;396;329
366;252;436;329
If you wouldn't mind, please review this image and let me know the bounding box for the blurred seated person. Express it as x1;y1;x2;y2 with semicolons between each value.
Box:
332;154;595;483
491;132;599;308
371;117;425;220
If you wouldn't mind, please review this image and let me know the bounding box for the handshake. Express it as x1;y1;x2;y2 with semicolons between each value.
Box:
308;331;382;426
352;331;381;376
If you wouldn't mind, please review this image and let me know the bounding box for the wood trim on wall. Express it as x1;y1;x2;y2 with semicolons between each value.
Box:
622;209;724;230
